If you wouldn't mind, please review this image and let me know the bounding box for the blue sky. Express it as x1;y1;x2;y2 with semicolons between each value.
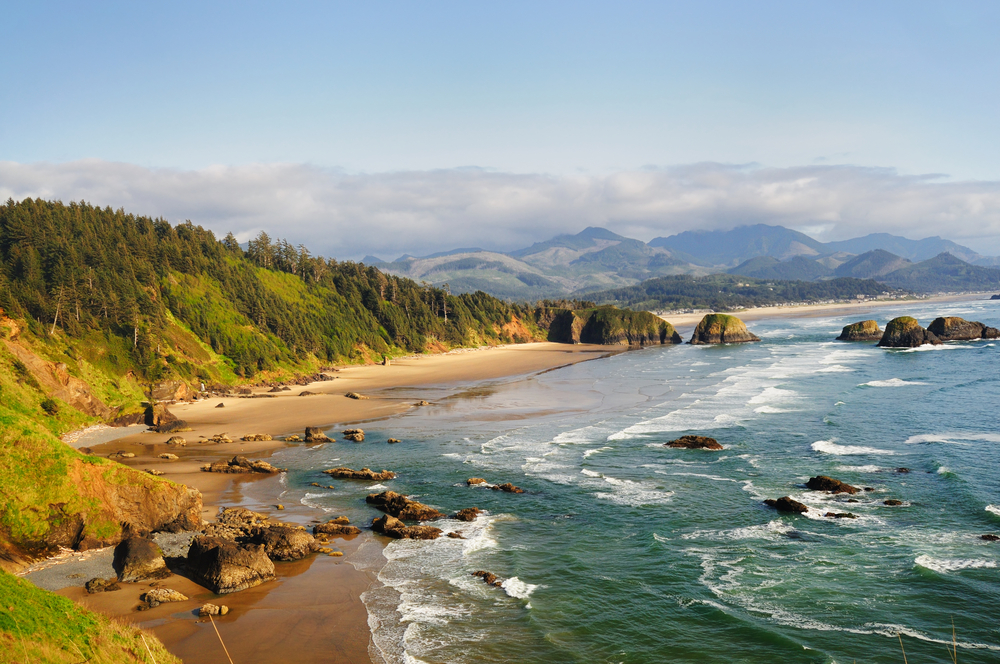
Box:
3;1;1000;256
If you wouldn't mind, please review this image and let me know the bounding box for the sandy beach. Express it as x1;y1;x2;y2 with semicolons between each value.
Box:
45;342;622;664
37;294;998;663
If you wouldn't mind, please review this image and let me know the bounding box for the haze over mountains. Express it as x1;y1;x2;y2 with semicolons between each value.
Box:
366;224;1000;300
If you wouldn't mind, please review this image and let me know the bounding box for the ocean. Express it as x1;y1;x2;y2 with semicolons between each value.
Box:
260;299;1000;663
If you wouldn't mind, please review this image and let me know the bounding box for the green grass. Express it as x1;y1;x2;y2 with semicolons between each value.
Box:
0;570;181;664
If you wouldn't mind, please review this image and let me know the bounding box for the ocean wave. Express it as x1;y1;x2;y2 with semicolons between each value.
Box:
835;465;883;473
905;432;1000;445
816;364;853;373
914;555;997;573
811;439;895;455
501;576;538;599
653;533;669;543
859;378;927;387
753;405;794;414
582;446;611;458
682;519;794;542
897;344;968;352
670;472;738;483
580;468;601;477
593;475;674;506
367;483;389;491
986;505;1000;517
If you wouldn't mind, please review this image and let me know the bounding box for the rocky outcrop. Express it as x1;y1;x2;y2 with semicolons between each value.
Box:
113;536;169;582
824;512;858;519
151;380;191;402
884;499;903;506
467;478;487;486
345;392;369;400
491;483;524;494
247;525;316;561
371;515;442;540
143;588;188;604
689;314;760;345
877;317;942;347
546;307;682;346
342;428;365;442
366;491;443;521
186;536;275;594
304;427;330;442
323;467;395;480
201;455;285;474
85;577;120;593
927;317;1000;341
764;497;808;513
240;434;273;442
387;438;401;444
806;476;859;495
453;508;481;522
313;516;361;537
665;435;723;450
836;320;882;341
199;603;230;616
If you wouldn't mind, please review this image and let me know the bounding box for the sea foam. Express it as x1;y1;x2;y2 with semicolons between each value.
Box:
501;576;538;599
859;378;927;387
811;440;894;455
914;555;997;573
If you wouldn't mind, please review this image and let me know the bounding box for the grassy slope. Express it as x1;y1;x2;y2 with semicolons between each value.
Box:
0;571;181;664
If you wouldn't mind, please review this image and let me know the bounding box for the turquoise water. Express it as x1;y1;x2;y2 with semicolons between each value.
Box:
270;300;1000;663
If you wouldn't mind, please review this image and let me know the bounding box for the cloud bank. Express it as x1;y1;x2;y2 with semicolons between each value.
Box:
3;160;1000;259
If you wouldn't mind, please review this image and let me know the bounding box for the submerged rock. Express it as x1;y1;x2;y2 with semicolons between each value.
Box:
665;435;723;450
323;467;395;480
877;317;942;348
187;536;275;594
366;491;443;520
836;320;882;341
113;536;169;582
982;534;1000;542
927;317;1000;341
371;514;442;540
764;497;809;514
689;314;760;345
824;512;858;519
472;570;503;588
806;476;859;495
883;499;904;506
453;508;481;522
491;482;525;494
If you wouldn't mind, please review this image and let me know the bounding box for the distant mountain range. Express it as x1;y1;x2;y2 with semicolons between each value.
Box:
366;223;1000;301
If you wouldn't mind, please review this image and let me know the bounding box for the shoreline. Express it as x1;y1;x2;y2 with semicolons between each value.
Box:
660;291;994;333
43;342;624;664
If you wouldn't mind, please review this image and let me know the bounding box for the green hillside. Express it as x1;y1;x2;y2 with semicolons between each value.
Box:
582;274;900;311
728;255;834;281
880;252;1000;292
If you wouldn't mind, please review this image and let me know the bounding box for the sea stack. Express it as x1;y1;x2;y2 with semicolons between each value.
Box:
926;317;1000;341
836;320;882;341
877;317;942;348
689;314;760;345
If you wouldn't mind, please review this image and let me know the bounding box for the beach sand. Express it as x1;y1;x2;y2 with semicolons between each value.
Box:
60;342;622;664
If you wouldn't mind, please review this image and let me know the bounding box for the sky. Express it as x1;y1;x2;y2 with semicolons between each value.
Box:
3;1;1000;258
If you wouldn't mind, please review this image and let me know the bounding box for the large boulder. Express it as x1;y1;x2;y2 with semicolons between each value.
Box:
836;320;882;341
806;476;859;495
248;525;316;561
764;496;809;513
113;536;169;582
201;455;284;474
927;317;1000;341
877;317;942;348
689;314;760;345
366;491;443;521
304;427;331;442
371;515;442;540
665;435;723;450
186;536;275;594
323;467;395;480
313;519;362;536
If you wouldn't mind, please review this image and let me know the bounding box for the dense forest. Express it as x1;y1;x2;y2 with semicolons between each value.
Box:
0;198;539;386
581;273;905;311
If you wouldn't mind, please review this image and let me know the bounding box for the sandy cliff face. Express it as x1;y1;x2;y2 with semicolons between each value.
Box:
1;338;113;418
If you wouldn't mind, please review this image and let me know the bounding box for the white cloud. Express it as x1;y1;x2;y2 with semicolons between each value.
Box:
2;159;1000;259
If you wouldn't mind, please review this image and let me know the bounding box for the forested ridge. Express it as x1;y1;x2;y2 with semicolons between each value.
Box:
0;198;538;387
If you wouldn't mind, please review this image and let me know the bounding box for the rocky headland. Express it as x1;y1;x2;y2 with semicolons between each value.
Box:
544;306;682;345
836;320;882;341
689;314;761;345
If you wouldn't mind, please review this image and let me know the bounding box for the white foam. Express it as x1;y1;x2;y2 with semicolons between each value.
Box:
583;446;612;458
816;364;853;373
937;466;952;475
367;483;389;491
811;439;895;456
914;555;997;573
580;468;601;477
682;519;794;542
859;378;927;387
501;576;538;599
835;465;882;473
593;474;674;506
905;432;1000;445
753;406;793;414
653;533;669;543
986;505;1000;517
670;472;738;483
